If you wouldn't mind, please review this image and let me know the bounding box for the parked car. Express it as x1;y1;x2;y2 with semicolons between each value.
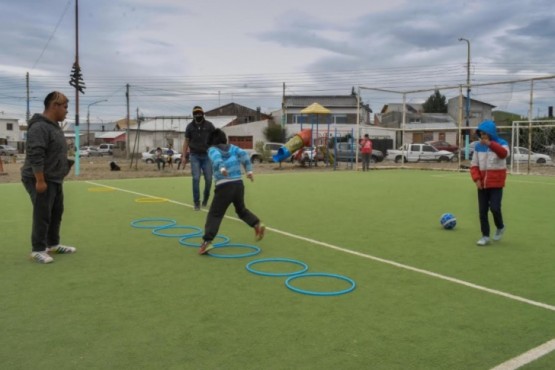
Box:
79;146;103;157
97;143;115;155
142;148;183;164
467;141;479;159
249;142;284;163
386;143;454;163
334;142;384;163
426;140;458;153
290;146;325;165
512;147;552;164
0;144;17;156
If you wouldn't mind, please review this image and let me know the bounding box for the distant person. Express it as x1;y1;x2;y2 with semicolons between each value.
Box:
182;106;216;210
166;146;174;168
155;147;165;170
360;134;373;171
198;129;265;255
470;120;509;246
21;91;76;264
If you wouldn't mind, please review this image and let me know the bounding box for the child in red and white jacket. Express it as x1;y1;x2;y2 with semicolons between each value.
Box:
470;120;509;246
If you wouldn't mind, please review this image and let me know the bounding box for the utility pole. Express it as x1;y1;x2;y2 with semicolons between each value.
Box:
87;99;107;146
459;38;471;159
126;84;130;159
26;72;30;123
69;0;86;175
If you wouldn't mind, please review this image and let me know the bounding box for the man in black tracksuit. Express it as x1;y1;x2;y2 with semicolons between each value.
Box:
21;91;76;264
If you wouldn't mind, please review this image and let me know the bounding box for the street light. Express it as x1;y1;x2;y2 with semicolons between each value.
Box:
87;99;108;146
458;37;471;159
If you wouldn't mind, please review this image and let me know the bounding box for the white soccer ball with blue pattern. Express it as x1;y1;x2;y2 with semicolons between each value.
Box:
440;213;457;230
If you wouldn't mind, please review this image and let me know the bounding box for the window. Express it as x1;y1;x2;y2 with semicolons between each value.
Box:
293;114;308;124
7;123;13;131
333;115;347;124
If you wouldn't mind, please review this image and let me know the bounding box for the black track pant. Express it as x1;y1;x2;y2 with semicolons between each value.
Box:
22;178;64;252
203;181;259;242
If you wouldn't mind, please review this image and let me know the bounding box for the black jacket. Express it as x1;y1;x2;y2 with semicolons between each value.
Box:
185;118;216;154
21;113;71;183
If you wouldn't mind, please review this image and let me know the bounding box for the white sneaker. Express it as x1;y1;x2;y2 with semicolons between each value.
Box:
476;237;490;246
46;244;76;254
31;251;54;264
493;227;505;241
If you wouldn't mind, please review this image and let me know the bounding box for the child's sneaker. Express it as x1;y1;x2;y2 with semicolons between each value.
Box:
198;241;213;255
194;203;201;211
31;251;54;264
46;245;76;254
476;236;490;246
254;223;266;242
493;227;505;241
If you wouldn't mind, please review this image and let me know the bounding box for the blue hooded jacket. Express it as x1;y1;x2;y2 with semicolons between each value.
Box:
474;120;508;152
470;120;509;188
208;144;252;185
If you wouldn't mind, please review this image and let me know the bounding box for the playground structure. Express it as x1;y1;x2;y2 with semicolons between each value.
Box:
272;127;367;168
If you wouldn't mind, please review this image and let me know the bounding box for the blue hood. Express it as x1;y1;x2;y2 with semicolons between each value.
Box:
476;120;507;145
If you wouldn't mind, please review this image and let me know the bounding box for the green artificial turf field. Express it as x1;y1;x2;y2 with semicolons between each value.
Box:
2;170;555;369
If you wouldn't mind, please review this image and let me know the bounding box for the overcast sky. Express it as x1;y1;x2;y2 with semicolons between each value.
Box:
1;0;554;123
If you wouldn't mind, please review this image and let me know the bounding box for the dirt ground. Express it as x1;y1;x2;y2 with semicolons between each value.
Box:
0;155;340;184
2;155;553;184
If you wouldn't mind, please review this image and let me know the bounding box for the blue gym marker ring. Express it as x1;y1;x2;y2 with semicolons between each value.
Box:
246;258;309;277
207;243;261;259
285;272;356;296
130;218;177;229
152;225;203;238
178;234;230;248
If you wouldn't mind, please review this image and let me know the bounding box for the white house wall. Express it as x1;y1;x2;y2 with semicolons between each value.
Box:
0;117;21;145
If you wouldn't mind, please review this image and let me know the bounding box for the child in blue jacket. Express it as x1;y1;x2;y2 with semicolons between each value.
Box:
199;129;265;254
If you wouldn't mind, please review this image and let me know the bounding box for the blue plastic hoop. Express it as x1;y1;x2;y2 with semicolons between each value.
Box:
246;258;308;277
130;218;177;229
178;234;230;248
207;243;261;258
152;225;202;238
285;273;356;296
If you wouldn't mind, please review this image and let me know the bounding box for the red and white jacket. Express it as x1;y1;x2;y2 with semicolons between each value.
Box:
470;141;509;189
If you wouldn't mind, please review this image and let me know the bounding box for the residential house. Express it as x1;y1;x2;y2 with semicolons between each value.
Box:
447;96;495;127
205;103;271;126
222;119;272;149
377;97;495;146
127;116;236;155
96;131;126;145
277;93;373;126
64;121;118;146
0;116;21;147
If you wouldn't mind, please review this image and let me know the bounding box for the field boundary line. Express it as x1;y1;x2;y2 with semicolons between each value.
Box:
86;180;555;313
490;338;555;370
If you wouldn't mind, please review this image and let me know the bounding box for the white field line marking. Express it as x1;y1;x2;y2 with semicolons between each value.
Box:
86;181;555;313
490;339;555;370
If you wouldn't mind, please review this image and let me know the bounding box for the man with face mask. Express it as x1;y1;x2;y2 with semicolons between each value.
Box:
182;106;216;210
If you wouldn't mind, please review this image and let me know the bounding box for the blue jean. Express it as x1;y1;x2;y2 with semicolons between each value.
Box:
477;188;504;237
190;153;213;205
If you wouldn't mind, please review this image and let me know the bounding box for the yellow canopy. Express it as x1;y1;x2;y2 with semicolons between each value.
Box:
300;102;331;114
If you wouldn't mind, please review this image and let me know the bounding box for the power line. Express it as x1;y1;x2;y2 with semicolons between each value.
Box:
31;0;73;71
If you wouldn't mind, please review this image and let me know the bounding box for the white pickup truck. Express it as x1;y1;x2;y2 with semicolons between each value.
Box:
387;143;455;163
